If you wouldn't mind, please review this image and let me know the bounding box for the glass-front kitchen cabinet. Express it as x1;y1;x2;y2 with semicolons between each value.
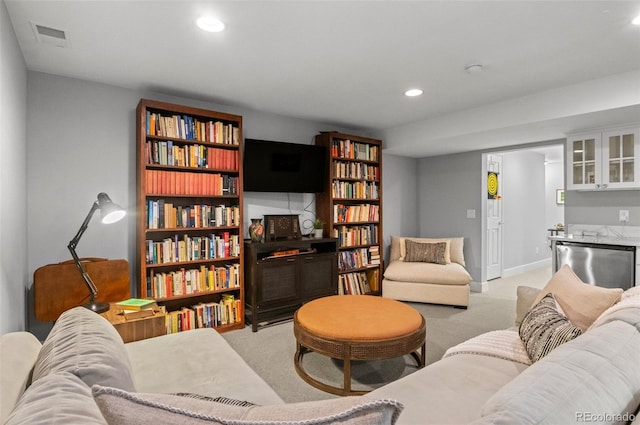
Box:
567;125;639;190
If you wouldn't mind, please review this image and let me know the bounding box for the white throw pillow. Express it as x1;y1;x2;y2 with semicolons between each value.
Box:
531;265;622;332
93;385;404;425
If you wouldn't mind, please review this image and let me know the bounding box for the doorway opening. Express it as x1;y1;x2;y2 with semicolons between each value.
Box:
480;144;564;287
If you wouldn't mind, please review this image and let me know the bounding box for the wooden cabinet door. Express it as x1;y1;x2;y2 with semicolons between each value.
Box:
256;257;300;309
299;252;337;301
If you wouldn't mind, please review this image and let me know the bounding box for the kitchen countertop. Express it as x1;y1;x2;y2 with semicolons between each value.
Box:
550;234;640;248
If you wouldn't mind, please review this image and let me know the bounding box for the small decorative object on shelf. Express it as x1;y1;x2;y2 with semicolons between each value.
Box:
249;218;264;242
312;218;324;239
264;214;301;240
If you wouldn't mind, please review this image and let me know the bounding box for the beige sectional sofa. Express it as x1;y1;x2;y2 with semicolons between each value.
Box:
371;271;640;424
1;307;401;425
383;236;472;308
2;265;640;424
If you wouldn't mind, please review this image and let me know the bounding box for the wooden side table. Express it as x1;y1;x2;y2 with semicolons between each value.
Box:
100;304;166;343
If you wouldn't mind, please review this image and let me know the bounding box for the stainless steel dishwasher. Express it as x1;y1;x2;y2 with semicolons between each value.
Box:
553;240;636;290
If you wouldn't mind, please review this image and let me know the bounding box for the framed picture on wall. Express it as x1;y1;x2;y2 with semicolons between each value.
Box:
556;189;565;205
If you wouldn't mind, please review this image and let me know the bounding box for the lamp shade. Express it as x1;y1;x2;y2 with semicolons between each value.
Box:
97;193;126;224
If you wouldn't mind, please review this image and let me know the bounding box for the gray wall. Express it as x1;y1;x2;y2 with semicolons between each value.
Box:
24;72;415;339
416;143;565;284
409;138;639;285
501;150;548;271
5;8;637;337
0;0;28;334
26;74;138;339
563;138;640;230
418;152;483;281
565;190;640;228
381;154;419;265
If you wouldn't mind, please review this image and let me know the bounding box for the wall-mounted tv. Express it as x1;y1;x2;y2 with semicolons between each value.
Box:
243;138;327;193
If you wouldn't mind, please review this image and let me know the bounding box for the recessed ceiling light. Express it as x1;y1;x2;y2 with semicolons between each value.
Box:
197;16;225;32
405;89;423;97
633;14;640;25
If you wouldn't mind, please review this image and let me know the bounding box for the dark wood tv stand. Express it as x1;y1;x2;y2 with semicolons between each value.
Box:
244;238;338;332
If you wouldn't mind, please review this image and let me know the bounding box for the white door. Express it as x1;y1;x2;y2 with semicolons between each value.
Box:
486;154;503;280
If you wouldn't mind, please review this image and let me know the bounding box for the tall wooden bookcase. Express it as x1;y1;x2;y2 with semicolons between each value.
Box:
314;131;383;295
136;99;244;333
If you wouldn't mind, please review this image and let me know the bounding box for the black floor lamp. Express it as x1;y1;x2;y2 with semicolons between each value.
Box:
68;192;126;313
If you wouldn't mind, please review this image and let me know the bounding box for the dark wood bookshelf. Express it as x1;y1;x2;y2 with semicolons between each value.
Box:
315;131;383;296
136;98;244;333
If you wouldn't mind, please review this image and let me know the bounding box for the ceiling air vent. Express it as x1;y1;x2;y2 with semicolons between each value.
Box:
30;21;69;47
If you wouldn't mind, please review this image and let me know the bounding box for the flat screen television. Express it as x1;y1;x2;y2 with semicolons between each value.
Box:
243;138;327;193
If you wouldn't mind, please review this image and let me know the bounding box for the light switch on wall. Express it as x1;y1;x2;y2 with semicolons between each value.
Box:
619;210;630;222
466;209;476;219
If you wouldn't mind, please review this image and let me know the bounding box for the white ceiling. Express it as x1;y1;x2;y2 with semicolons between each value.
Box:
5;1;640;157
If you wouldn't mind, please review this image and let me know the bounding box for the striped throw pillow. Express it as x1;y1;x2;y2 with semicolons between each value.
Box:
519;293;582;362
404;240;447;264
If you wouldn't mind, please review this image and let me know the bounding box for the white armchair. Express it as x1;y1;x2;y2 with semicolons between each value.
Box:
382;236;472;308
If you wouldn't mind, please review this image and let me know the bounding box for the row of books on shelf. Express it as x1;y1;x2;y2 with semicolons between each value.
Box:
148;263;240;299
331;139;379;162
338;246;381;272
332;161;379;181
165;294;241;334
146;141;238;170
334;203;379;223
331;181;379;200
332;224;379;248
146;111;240;145
338;269;380;295
145;233;240;265
145;170;239;196
147;201;240;230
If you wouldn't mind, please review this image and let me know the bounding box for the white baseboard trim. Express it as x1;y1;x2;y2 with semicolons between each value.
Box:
470;281;488;293
502;258;551;278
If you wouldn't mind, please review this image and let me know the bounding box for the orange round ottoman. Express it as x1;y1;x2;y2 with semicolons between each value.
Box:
293;295;426;396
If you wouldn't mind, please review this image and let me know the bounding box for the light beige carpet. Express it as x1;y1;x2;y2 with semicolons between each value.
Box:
222;266;552;403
